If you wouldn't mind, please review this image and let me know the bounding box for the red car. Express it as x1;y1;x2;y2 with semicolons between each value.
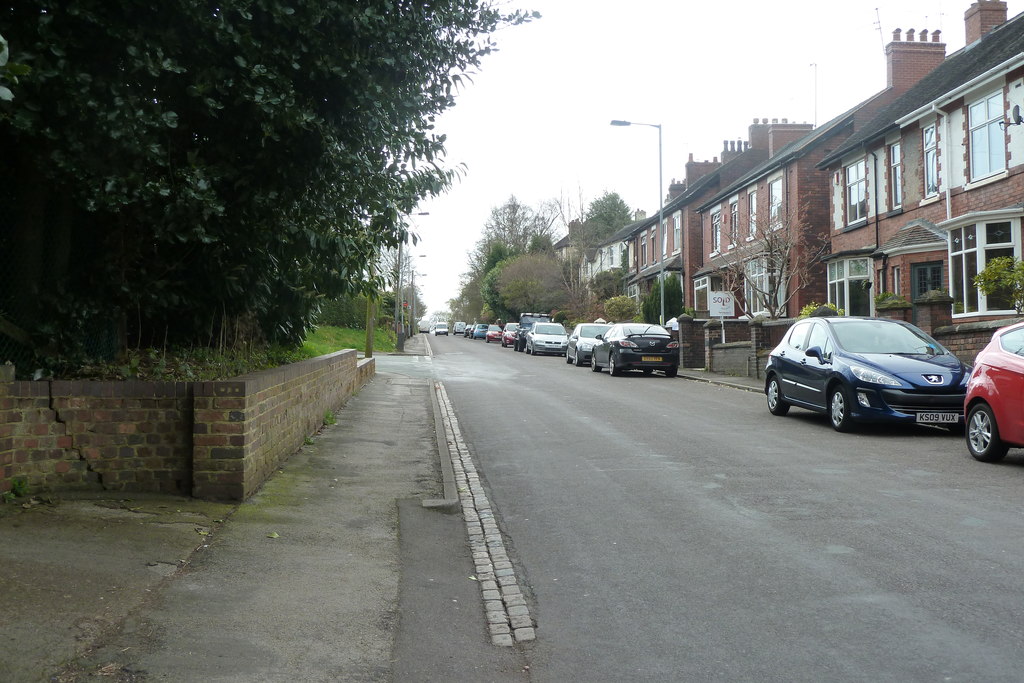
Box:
485;325;503;343
965;320;1024;461
500;323;519;347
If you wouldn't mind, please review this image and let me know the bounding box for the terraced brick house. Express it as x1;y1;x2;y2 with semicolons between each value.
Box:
819;0;1024;325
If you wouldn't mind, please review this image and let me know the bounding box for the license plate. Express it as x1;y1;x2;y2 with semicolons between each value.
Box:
916;412;959;424
641;356;663;362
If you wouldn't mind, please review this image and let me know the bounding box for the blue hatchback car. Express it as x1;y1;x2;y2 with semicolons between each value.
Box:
764;317;970;432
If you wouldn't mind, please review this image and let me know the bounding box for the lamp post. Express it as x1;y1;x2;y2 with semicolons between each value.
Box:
394;213;429;351
410;258;426;335
611;119;665;325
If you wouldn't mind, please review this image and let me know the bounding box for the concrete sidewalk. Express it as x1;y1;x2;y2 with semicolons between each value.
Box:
1;338;453;682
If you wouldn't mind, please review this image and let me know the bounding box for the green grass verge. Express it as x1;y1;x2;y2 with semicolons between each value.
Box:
301;325;396;357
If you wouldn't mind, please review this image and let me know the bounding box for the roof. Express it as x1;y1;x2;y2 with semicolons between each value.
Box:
875;221;946;255
627;255;683;283
820;11;1024;167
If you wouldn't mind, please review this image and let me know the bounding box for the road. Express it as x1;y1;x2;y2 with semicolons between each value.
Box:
400;332;1024;682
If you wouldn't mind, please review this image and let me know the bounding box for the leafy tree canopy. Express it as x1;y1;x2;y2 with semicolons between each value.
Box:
1;1;535;365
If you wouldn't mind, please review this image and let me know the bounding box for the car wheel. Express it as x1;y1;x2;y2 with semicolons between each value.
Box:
575;351;585;367
967;403;1009;462
591;353;601;372
766;375;790;416
829;384;856;432
526;343;532;355
664;366;678;378
609;352;622;377
566;351;573;364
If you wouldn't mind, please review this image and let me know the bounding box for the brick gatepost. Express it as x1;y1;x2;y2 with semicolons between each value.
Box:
913;290;954;335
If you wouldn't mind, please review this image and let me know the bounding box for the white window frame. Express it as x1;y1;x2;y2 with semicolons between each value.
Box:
661;219;668;258
828;258;871;316
729;198;739;247
889;142;902;209
844;159;867;225
672;212;681;254
640;233;647;267
649;227;657;264
924;123;939;198
747;189;758;239
711;210;722;254
969;91;1006;181
769;178;782;229
694;275;710;313
744;257;785;317
949;218;1019;316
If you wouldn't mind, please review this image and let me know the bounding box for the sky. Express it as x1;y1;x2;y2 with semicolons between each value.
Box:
410;0;1022;318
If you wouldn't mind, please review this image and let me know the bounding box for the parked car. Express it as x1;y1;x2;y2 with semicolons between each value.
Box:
453;322;467;335
965;320;1024;461
463;323;475;338
525;322;569;356
764;316;970;432
433;323;448;336
500;322;519;347
485;325;502;343
472;323;489;340
566;323;612;366
590;323;679;377
514;312;553;352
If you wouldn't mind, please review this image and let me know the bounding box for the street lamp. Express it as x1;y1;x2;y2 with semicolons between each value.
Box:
394;212;428;350
611;119;665;325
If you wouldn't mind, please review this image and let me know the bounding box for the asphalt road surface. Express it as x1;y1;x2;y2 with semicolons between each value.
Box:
390;333;1024;682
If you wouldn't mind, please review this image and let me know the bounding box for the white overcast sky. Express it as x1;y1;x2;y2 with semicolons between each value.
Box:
410;0;1021;317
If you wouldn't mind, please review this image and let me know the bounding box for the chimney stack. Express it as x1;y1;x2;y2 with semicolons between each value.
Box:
965;0;1008;44
885;26;946;92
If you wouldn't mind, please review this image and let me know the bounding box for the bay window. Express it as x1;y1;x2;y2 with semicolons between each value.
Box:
950;220;1017;315
828;258;871;316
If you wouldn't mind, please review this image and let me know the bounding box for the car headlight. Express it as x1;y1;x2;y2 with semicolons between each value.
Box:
850;364;902;386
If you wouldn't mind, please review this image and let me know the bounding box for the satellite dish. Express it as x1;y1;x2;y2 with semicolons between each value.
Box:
1014;104;1023;126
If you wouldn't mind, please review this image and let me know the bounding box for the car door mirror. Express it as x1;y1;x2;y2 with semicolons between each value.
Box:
805;346;825;363
594;334;603;340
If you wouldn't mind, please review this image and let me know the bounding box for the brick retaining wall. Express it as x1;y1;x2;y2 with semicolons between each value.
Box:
0;352;375;500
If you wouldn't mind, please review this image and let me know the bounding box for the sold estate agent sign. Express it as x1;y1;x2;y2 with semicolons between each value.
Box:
709;291;735;318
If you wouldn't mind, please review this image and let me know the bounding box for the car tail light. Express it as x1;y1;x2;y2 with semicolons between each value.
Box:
667;341;679;348
619;340;638;348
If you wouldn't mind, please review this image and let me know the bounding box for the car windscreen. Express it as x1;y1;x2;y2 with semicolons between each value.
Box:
488;325;500;331
832;320;945;355
578;325;610;338
533;324;566;335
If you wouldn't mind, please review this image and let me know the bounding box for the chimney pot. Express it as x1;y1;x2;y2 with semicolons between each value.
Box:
892;28;902;41
932;29;941;42
772;118;778;124
920;29;928;41
906;28;915;41
762;118;768;124
782;118;788;124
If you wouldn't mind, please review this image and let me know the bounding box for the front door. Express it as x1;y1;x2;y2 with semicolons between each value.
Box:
911;262;943;325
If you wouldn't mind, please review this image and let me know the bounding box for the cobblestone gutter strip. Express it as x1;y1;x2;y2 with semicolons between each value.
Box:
433;381;536;647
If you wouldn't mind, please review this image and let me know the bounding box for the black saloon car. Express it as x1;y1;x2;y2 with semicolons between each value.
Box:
764;316;970;432
590;323;679;377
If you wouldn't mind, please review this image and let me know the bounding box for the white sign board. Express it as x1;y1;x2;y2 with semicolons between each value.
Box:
709;291;735;318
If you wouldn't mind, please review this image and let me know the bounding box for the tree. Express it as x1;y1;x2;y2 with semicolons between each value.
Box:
603;296;638;323
0;1;534;364
707;203;827;319
496;253;566;315
640;274;683;324
591;268;626;300
974;256;1024;313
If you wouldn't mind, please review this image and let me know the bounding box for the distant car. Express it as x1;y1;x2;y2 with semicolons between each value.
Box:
419;321;431;333
433;323;448;336
965;320;1024;461
764;316;970;432
525;322;569;356
501;323;519;347
472;323;488;340
453;322;467;335
566;323;612;366
485;325;502;343
463;323;475;338
591;323;679;377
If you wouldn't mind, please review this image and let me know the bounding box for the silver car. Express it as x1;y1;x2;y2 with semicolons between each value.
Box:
566;323;612;366
525;322;569;356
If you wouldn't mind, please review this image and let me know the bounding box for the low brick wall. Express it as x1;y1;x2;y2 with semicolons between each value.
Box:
0;352;375;500
710;341;754;376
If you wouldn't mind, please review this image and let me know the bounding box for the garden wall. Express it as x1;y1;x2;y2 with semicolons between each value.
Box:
0;351;374;501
